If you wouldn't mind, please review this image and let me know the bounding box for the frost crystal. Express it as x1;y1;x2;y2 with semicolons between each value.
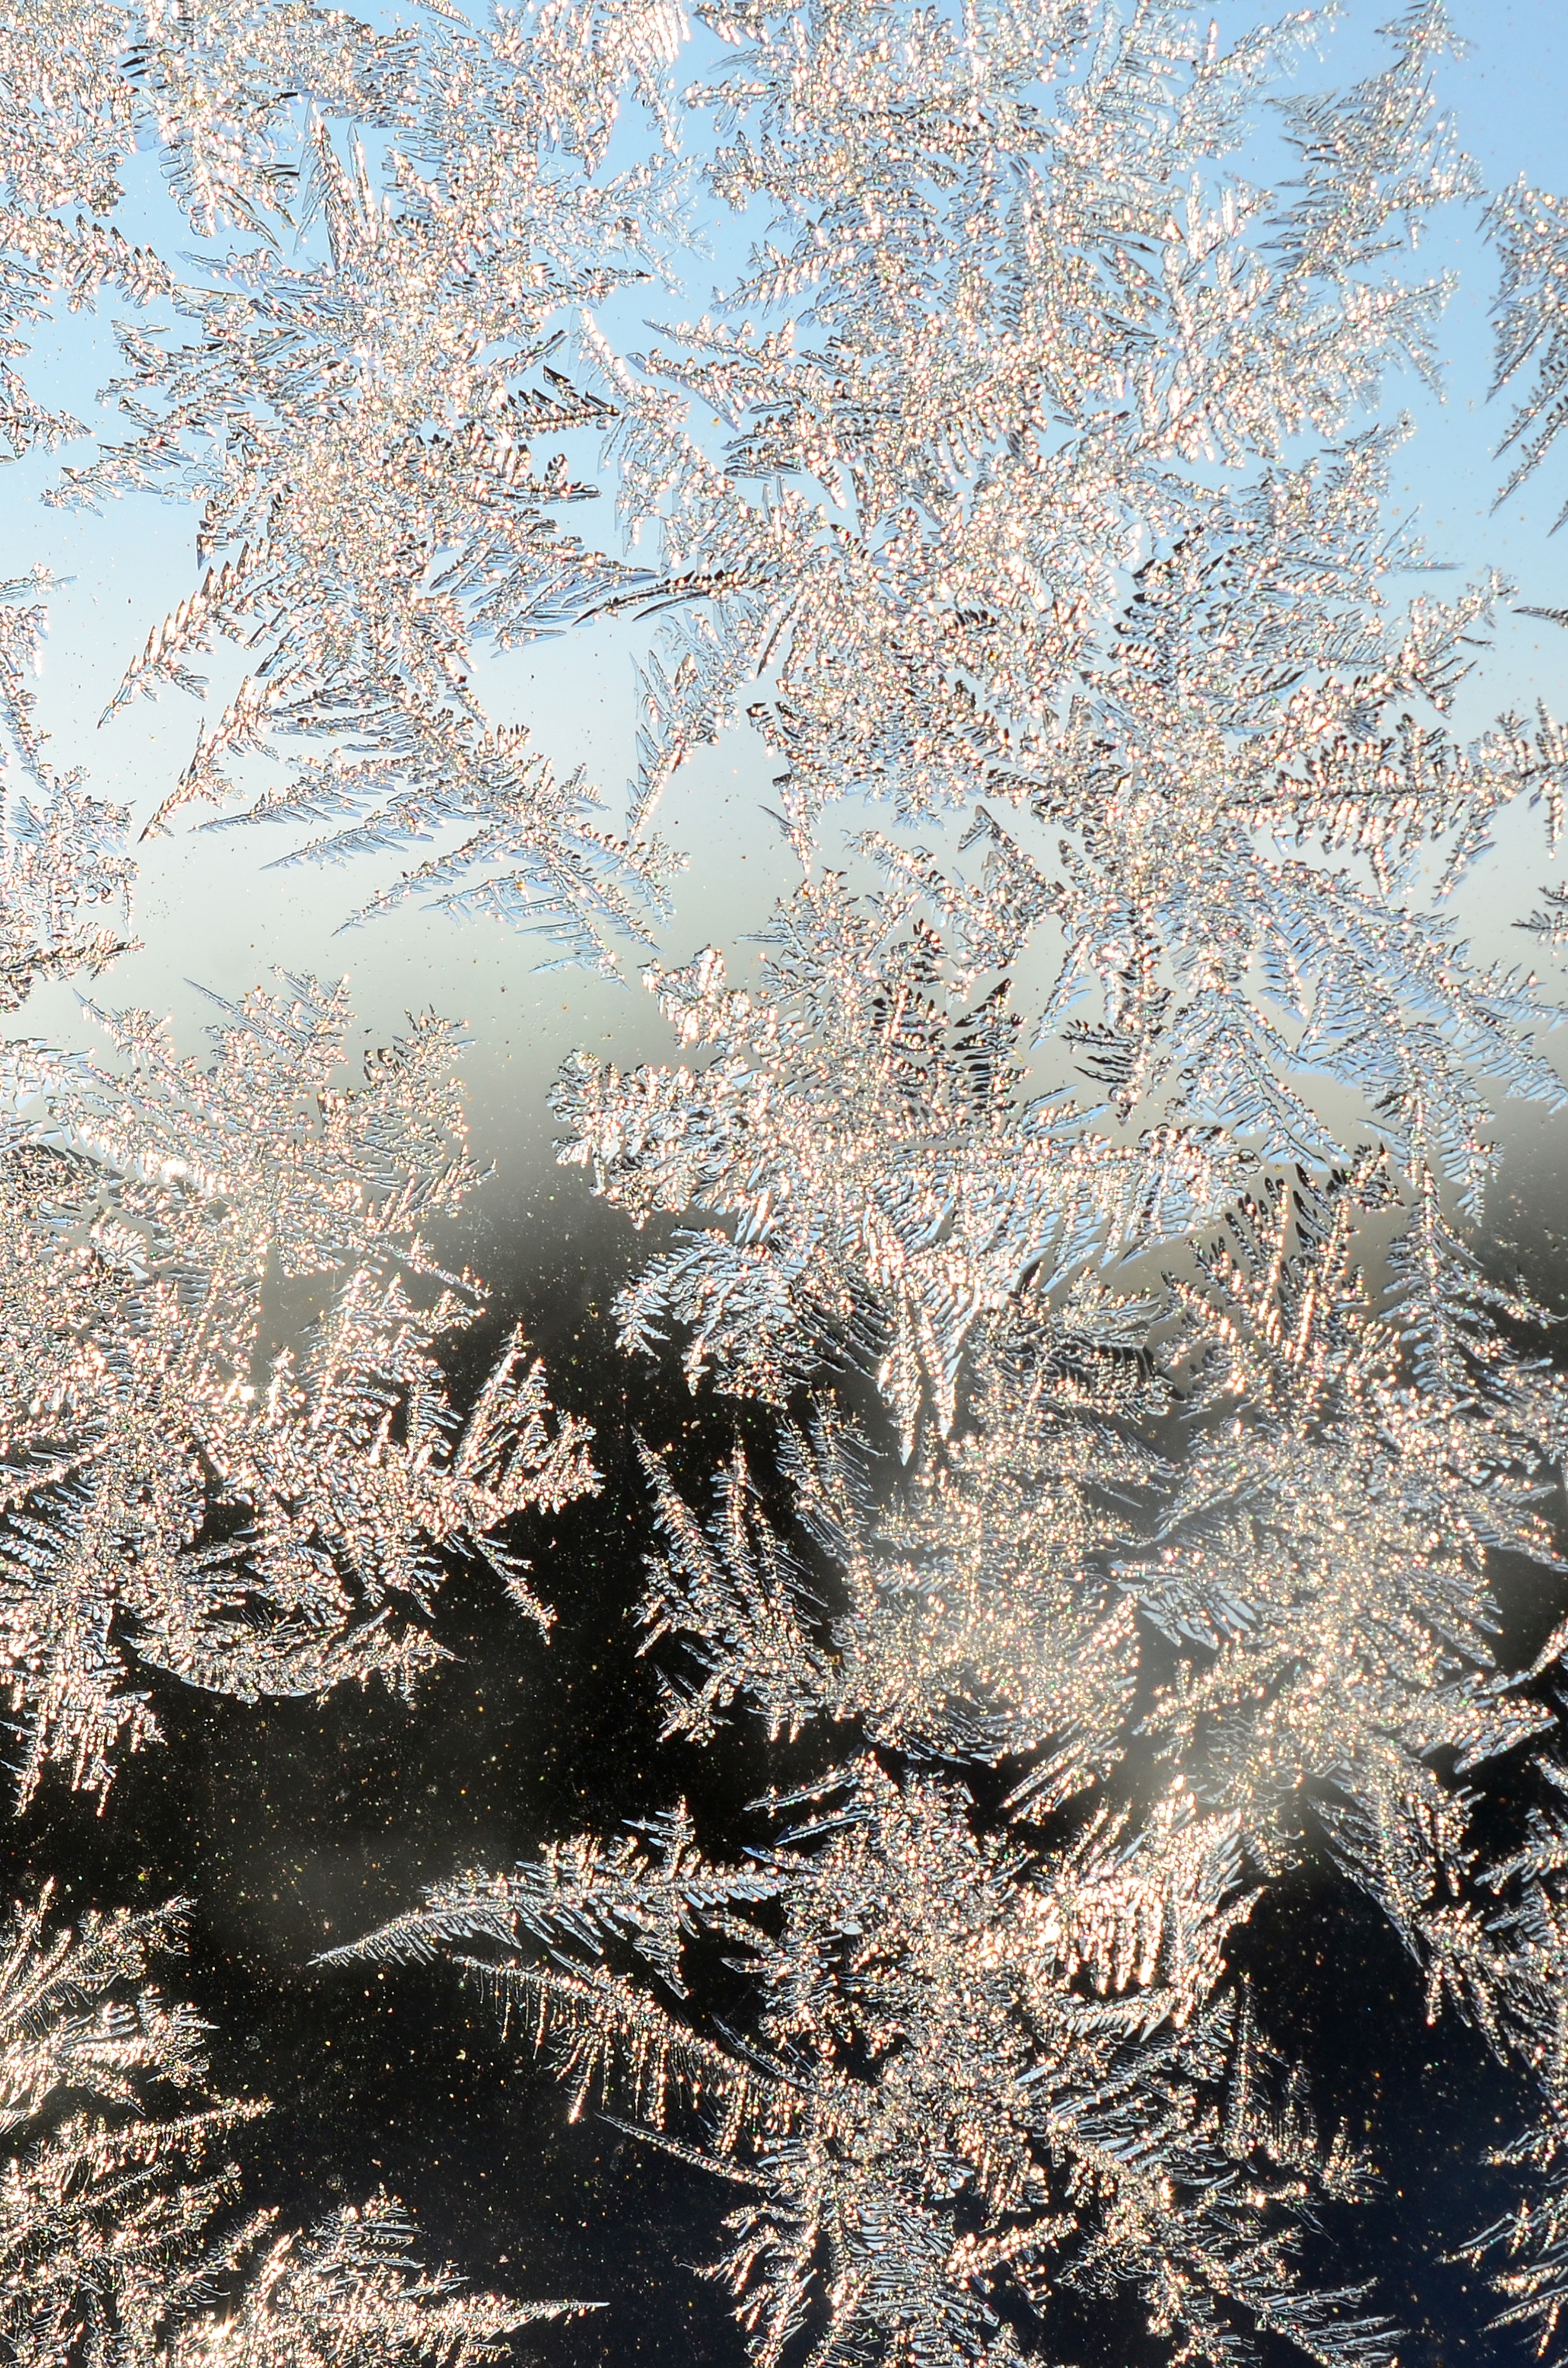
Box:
2;1;692;982
634;1381;1149;1804
10;0;1568;2363
0;575;134;1010
0;1883;588;2364
340;5;1568;2360
1488;176;1568;520
39;0;686;974
341;1766;1393;2368
0;975;597;1806
553;874;1247;1450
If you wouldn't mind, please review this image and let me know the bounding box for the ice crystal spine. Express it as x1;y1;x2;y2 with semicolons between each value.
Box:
0;573;134;1009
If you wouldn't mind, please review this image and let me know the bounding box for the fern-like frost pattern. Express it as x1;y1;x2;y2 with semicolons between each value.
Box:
0;1884;590;2363
10;2;1568;2365
0;974;597;1806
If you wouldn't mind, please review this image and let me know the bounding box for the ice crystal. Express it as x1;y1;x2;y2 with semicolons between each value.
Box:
0;574;134;1011
1488;177;1568;521
36;0;686;974
634;1377;1150;1807
0;1;692;981
1124;1165;1565;1856
577;0;1568;1251
0;974;598;1807
0;1881;587;2364
275;2;1568;2359
339;1762;1393;2368
553;870;1248;1450
612;3;1481;840
624;1157;1567;1863
12;0;1568;2361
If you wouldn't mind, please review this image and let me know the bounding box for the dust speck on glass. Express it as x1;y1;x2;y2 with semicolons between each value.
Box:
5;0;1568;2362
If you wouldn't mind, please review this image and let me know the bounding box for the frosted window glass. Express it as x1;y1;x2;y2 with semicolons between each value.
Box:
1;4;1567;2362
